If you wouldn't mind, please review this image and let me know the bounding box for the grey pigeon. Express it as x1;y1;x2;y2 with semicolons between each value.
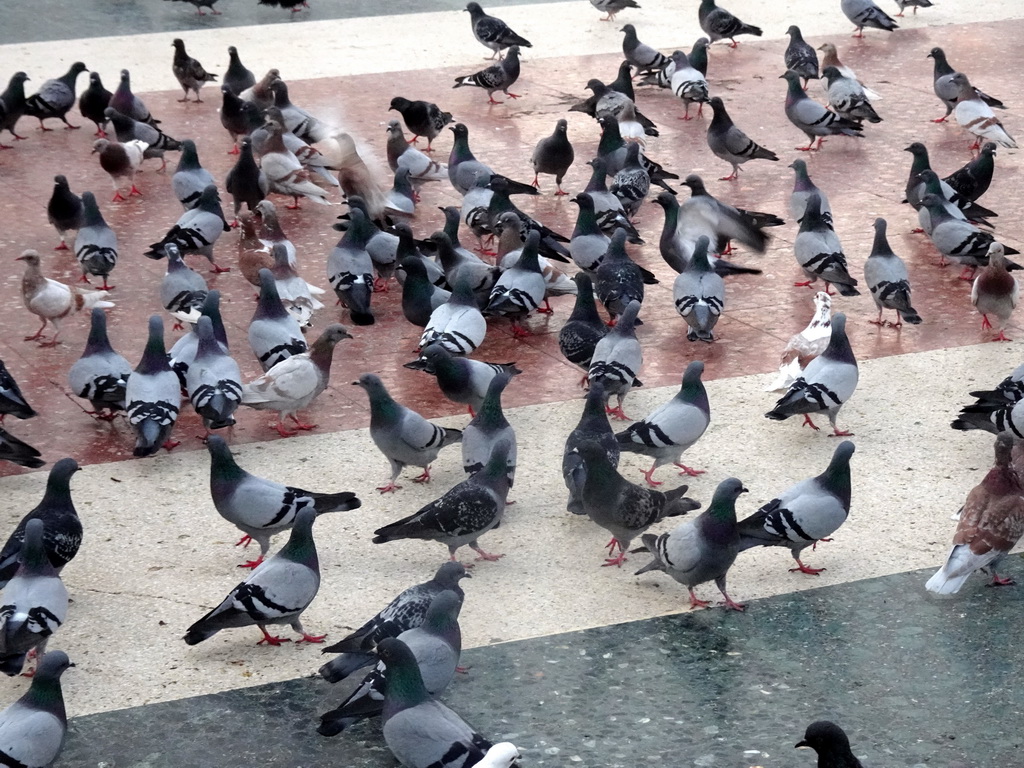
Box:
583;160;644;245
318;590;462;736
421;278;485;355
0;72;29;146
389;96;453;153
171;38;217;102
617;361;710;486
145;185;231;272
706;96;777;181
595;230;646;323
373;440;512;562
169;290;228;386
465;2;532;59
74;192;117;290
405;345;521;416
224;46;256;95
68;308;130;418
0;459;81;590
575;440;699;567
699;0;761;46
485;230;546;335
267;80;330;144
0;430;43;471
531;119;574;195
949;72;1017;150
0;520;68;676
588;299;643;420
378;637;492;768
172;140;217;210
432;230;499;307
610;142;650;219
620;24;669;74
328;209;376;327
109;69;158;127
673;236;725;343
225;137;268;223
795;721;865;768
972;244;1019;342
679;174;779;258
919;194;1019;280
766;312;858;436
400;255;451;328
184;508;325;646
863;218;921;327
386;120;447;182
781;70;863;151
597;117;678;191
841;0;898;36
822;67;881;124
256;118;334;208
23;62;87;130
634;477;747;610
784;26;818;87
789;159;832;225
447;123;539;197
559;273;608;381
563;382;620;515
462;373;516;487
669;50;709;120
485;177;570;262
568;193;611;273
453;45;522;104
895;0;933;15
738;440;855;575
126;316;181;457
355;373;463;493
590;0;639;21
793;195;859;296
928;47;1004;124
249;269;307;371
105;105;181;169
268;243;325;327
0;650;72;768
0;360;34;421
186;317;243;431
569;79;658;140
952;378;1024;437
910;165;994;232
160;243;208;328
206;434;360;568
47;175;82;251
387;167;417;217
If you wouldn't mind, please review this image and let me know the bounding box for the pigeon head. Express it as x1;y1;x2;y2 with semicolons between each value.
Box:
15;249;41;266
172;38;185;50
785;25;803;39
53;174;70;189
780;70;803;87
571;192;594;210
353;372;385;392
708;96;724;111
821;66;842;84
385;118;403;137
433;560;471;585
585;78;607;95
705;477;748;522
91;138;111;155
555;118;568;133
795;720;854;756
620;23;636;35
311;324;353;351
33;650;73;682
654;190;677;209
423;589;463;632
8;72;29;86
682;174;707;195
817;42;837;56
981;142;997;157
465;2;483;13
69;62;88;76
926;46;945;62
449;122;469;139
388;96;411;112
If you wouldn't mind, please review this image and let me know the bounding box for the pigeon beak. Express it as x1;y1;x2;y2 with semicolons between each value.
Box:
462;571;472;578
14;256;25;262
795;741;809;749
778;73;787;79
739;486;749;494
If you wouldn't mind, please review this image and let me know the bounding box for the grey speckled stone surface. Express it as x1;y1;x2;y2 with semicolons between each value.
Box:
64;565;1020;767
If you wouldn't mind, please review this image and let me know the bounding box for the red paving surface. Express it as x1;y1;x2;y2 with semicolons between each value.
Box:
0;19;1020;473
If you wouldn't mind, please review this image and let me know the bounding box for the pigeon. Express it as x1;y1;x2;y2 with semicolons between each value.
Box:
259;118;332;209
0;72;29;146
126;316;181;457
477;744;523;768
78;71;112;137
678;174;779;258
841;0;898;36
267;80;330;144
206;434;359;568
184;508;324;646
674;236;725;343
0;430;43;471
817;42;881;100
784;26;819;88
620;24;669;74
224;46;256;95
822;67;882;124
782;70;863;151
926;435;1024;594
485;177;571;262
634;477;747;610
446;122;538;196
109;69;158;127
322;562;469;655
74;192;117;290
0;459;81;589
328;209;376;327
531;119;574;195
453;45;522;104
386;120;448;182
400;256;451;328
944;143;997;204
406;345;521;415
249;269;308;372
23;62;87;130
225;137;268;223
465;2;532;59
172;140;216;210
377;637;493;768
105;106;181;169
0;650;72;766
68;308;130;419
595;230;647;323
160;243;208;328
389;97;453;153
241;324;351;437
669;50;709;120
610;143;650;220
46;175;83;251
220;86;262;152
590;0;639;21
698;0;762;47
617;361;710;486
168;290;228;387
569;78;658;140
795;721;864;768
373;440;512;562
950;73;1017;150
421;279;486;355
18;249;113;347
919;194;1019;278
766;312;858;436
927;47;1004;124
165;0;221;13
568;193;614;273
793;195;859;297
485;231;546;336
972;244;1019;342
789;159;832;225
186;317;243;431
255;107;340;189
171;38;217;102
462;373;516;486
145;185;231;271
588;299;643;420
268;244;325;327
387;168;417;217
903;144;997;221
318;590;463;736
559;274;608;381
496;217;577;311
239;68;280;112
864;218;921;327
895;0;932;14
0;361;34;422
563;382;620;515
706;96;778;181
432;231;498;306
91;137;145;202
0;519;68;676
254;199;296;265
738;440;855;574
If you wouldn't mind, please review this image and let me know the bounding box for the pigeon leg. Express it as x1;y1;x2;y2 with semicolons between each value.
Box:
531;174;540;188
993;331;1012;342
606;401;630;421
719;167;739;182
640;463;664;487
981;314;992;330
487;95;505;105
869;308;885;326
37;119;53;132
94;126;107;137
600;11;614;20
411;466;432;483
793;279;814;288
235;535;254;548
129;184;143;197
162;439;180;452
851;27;864;37
801;414;820;431
579;372;589;389
968;139;980;152
111;191;127;203
61;117;80;130
296;632;327;643
54;239;69;251
958;266;976;281
256;626;291;646
77;274;91;284
511;320;533;338
988;573;1015;587
536;298;554;315
208;262;231;274
274;418;298;437
506;92;521;100
555;183;568;196
811;538;833;550
719;592;746;611
688;589;711;609
288;414;318;431
23;318;48;342
602;550;628;567
674;462;705;477
228;143;240;155
696;102;704;118
470;544;505;562
678;103;693;121
376;481;402;493
930;115;948;124
238;556;264;569
789;559;825;575
286;197;302;210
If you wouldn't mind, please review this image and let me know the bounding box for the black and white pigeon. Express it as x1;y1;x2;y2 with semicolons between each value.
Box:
0;519;68;676
68;308;130;419
591;0;639;21
126;316;181;457
171;38;217;102
610;143;650;220
389;97;453;153
224;46;256;95
674;236;725;343
620;24;669;74
928;47;1004;124
73;192;117;291
0;72;29;146
206;434;360;568
782;70;863;151
328;208;376;326
318;590;463;736
841;0;898;37
738;440;855;575
378;637;492;768
169;291;227;385
588;299;643;421
186;317;243;432
47;175;83;252
109;69;158;127
0;430;42;470
784;26;819;88
406;345;521;415
0;361;34;422
559;273;608;381
146;185;231;271
462;373;516;487
563;382;619;515
105;106;181;169
78;71;112;136
0;459;81;589
863;218;921;327
249;269;307;371
944;142;997;204
23;62;87;130
172;140;217;210
485;230;546;335
766;312;858;436
160;243;208;328
795;721;864;768
185;508;325;646
793;195;859;296
531;119;574;195
706;96;777;181
465;2;532;59
635;477;747;610
421;279;486;355
617;361;710;487
822;67;881;124
373;440;512;562
355;373;462;493
595;230;647;323
698;0;761;47
0;650;72;768
453;46;522;105
789;159;832;225
225;137;268;223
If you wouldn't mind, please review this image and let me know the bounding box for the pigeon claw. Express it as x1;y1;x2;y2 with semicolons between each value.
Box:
297;632;327;644
289;416;317;431
411;467;432;484
640;466;663;487
235;535;254;548
129;185;143;197
257;630;291;646
162;439;180;452
605;405;630;421
829;427;853;437
988;573;1015;587
789;560;825;575
238;557;265;569
209;263;231;274
674;462;705;477
687;590;711;610
377;482;402;493
992;331;1012;342
602;551;628;567
720;595;746;612
801;414;820;431
471;547;505;562
111;191;127;203
54;241;69;251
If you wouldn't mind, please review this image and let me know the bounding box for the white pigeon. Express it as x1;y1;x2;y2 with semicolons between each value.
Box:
765;292;832;392
951;73;1018;149
18;250;113;346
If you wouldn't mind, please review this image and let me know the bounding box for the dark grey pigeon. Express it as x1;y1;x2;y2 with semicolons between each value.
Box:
595;229;646;322
446;122;537;196
559;273;608;379
575;440;699;566
863;218;921;327
673;236;724;343
224;46;256;95
169;290;228;385
484;230;546;334
105;106;180;168
0;360;34;421
225;137;268;223
580;163;642;246
795;721;864;768
406;344;521;415
707;96;778;181
172;140;216;210
904;143;996;221
432;231;499;306
220;85;262;151
789;159;832;225
47;175;83;251
943;142;997;204
0;459;81;589
145;185;231;271
0;650;72;768
0;72;30;145
172;38;217;102
74;191;117;290
206;435;360;568
793;195;859;296
465;2;532;59
23;62;87;130
389;96;453;153
591;0;639;21
400;255;450;328
486;177;571;262
919;193;1019;279
634;477;747;610
78;71;112;137
596;116;678;193
620;24;668;74
109;69;159;127
328;208;376;327
784;26;818;87
781;70;862;151
0;429;43;470
249;269;307;371
68;308;130;419
699;0;762;46
125;316;181;457
373;440;512;562
165;0;222;13
462;373;516;487
738;440;854;575
563;382;619;515
355;373;462;493
184;508;324;646
531;119;574;195
160;243;208;328
186;317;243;431
453;46;522;105
588;299;643;420
841;0;897;37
